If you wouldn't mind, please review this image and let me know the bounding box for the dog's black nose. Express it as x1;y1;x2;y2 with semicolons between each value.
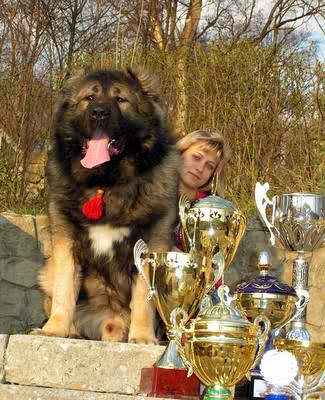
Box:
91;106;110;120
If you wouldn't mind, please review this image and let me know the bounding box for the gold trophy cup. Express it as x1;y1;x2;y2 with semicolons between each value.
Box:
179;193;246;269
273;339;325;398
173;286;271;400
133;239;217;369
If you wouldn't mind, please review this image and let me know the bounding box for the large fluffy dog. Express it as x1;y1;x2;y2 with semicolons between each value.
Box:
37;67;179;343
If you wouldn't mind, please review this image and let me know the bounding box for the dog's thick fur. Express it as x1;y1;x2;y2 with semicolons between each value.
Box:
37;67;179;343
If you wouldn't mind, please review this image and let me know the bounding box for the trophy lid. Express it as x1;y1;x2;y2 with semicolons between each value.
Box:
236;251;297;296
184;285;262;340
191;195;237;212
194;285;254;329
198;301;252;327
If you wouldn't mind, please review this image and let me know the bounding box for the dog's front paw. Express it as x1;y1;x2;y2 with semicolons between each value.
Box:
128;333;158;345
32;317;70;338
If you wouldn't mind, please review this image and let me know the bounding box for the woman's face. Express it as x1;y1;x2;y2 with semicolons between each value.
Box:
181;143;218;190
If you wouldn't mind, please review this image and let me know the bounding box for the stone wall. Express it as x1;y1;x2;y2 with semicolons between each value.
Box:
0;334;169;399
0;213;47;333
0;212;324;341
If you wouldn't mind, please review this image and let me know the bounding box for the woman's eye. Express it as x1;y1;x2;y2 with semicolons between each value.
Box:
193;154;201;160
86;95;95;102
116;97;127;103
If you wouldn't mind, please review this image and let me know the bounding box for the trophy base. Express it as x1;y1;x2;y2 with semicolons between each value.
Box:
139;367;200;399
202;385;235;400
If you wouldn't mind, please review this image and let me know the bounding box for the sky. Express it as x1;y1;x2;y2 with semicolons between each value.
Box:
200;1;325;60
256;0;325;60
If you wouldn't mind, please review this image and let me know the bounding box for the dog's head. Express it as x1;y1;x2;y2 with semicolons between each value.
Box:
53;67;169;181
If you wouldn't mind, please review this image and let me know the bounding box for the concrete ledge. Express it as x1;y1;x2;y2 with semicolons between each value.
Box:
0;335;8;383
0;384;170;400
5;335;165;394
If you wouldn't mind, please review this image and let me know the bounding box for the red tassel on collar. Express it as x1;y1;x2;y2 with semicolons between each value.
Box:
82;189;104;220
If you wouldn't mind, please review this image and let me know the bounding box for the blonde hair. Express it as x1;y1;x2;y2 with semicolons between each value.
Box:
176;130;231;196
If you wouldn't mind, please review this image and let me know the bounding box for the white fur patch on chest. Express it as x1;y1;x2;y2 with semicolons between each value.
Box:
88;224;130;257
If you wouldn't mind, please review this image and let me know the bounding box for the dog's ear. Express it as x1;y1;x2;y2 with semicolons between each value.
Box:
62;65;94;95
126;67;161;100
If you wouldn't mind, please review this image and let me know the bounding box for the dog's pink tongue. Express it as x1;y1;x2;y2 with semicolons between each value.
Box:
81;130;110;169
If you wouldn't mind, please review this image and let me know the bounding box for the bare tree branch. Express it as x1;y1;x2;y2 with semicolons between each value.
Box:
252;0;324;45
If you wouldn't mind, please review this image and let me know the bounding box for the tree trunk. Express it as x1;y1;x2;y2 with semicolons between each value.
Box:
172;0;202;137
173;47;189;137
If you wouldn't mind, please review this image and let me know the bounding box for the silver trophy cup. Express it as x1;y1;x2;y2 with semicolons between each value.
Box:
255;182;325;340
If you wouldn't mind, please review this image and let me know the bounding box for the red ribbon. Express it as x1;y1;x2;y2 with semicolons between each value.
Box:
82;190;104;220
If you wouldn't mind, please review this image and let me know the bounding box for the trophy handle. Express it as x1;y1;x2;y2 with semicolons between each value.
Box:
199;267;221;312
179;194;193;248
247;315;271;378
274;290;310;335
205;252;225;294
217;284;233;305
235;211;247;243
255;182;276;246
170;307;194;377
205;268;219;294
133;239;156;300
302;370;325;393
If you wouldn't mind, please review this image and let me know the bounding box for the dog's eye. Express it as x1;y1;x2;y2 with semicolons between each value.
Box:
116;97;127;103
86;95;95;102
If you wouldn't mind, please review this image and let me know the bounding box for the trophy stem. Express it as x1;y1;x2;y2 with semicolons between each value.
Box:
154;326;185;369
287;254;311;340
203;385;235;400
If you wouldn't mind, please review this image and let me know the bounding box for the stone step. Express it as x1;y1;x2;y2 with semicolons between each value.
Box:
0;334;166;396
0;384;167;400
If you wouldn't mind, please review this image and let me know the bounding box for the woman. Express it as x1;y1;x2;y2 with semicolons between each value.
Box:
176;129;230;201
